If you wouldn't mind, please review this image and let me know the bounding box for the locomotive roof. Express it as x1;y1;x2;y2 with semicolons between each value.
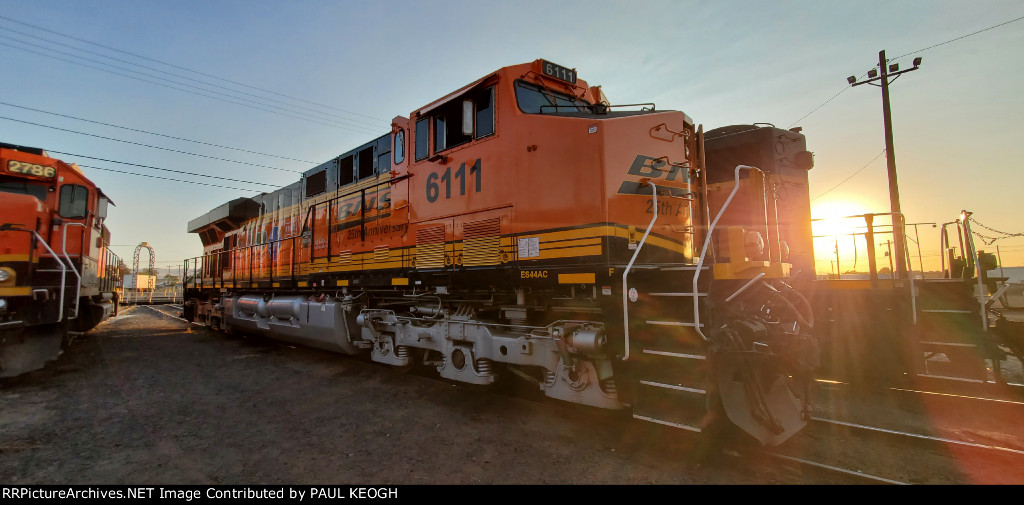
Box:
0;141;45;155
186;197;261;234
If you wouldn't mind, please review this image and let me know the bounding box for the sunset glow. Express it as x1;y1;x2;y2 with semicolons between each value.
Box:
810;199;889;276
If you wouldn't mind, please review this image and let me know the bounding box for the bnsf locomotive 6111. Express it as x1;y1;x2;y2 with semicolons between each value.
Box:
0;143;121;377
184;59;819;447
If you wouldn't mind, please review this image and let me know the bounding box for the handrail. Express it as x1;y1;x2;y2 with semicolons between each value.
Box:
693;165;762;342
725;272;766;303
621;181;659;361
961;213;989;332
898;213;917;325
61;222;85;320
4;228;71;322
185;175;412;287
185;233;306;288
305;174;412;261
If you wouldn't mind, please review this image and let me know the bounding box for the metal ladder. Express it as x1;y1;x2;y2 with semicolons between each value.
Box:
28;226;79;322
912;215;1006;381
621;166;759;432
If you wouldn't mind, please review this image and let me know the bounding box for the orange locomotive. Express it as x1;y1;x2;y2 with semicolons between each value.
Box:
0;143;121;377
184;60;818;447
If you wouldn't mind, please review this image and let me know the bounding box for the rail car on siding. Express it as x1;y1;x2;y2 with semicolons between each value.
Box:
704;124;1024;388
183;59;819;447
0;142;121;377
804;206;1024;387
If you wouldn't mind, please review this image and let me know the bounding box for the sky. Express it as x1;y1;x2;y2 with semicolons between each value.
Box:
1;0;1022;276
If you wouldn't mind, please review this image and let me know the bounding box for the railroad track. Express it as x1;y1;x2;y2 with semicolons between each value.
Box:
131;303;187;321
122;304;1024;484
811;379;1024;442
756;409;1024;484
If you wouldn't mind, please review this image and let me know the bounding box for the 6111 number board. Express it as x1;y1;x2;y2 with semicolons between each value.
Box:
541;60;577;84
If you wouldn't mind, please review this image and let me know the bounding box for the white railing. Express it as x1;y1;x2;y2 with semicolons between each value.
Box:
621;182;659;361
30;230;69;322
61;223;85;320
693;165;762;342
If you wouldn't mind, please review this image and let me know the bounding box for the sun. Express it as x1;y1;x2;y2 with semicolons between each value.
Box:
810;199;874;276
811;200;866;236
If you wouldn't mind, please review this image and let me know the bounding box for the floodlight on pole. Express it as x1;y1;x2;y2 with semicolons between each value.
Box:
847;50;922;283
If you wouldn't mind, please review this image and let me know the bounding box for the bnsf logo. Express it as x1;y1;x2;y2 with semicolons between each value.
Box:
617;155;690;195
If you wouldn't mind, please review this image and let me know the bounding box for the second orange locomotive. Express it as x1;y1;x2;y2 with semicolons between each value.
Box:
184;59;817;447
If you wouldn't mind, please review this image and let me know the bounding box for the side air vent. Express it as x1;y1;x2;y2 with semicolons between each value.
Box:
462;218;501;267
416;225;446;269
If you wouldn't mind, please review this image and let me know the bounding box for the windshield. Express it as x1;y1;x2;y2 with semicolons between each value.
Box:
0;179;48;201
515;81;591;114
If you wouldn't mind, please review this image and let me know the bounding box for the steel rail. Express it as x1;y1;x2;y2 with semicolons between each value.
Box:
810;416;1024;457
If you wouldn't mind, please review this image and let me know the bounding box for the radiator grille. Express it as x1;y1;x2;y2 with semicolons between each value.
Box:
416;225;446;269
462;218;501;267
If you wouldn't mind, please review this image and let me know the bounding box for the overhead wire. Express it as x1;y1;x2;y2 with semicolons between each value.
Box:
788;15;1024;129
83;165;265;193
0;115;304;173
0;101;317;164
798;15;1024;203
0;14;391;127
810;149;886;201
0;39;384;135
889;15;1024;61
62;153;281;187
0;26;387;130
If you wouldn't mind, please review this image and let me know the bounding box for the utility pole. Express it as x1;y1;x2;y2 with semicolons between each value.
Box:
848;50;922;283
835;238;841;279
882;240;894;277
996;245;1004;278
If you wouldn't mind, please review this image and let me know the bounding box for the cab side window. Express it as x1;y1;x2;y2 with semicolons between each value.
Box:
432;86;496;154
58;184;89;218
394;129;405;164
415;118;430;161
475;87;495;138
414;85;496;161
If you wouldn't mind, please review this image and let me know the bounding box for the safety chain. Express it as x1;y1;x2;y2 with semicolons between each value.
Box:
970;217;1024;245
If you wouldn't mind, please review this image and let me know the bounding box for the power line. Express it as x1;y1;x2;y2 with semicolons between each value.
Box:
788;14;1024;128
811;149;886;201
65;154;280;187
0;101;317;164
890;15;1024;60
0;26;389;131
0;14;390;125
83;164;263;192
788;87;849;129
0;40;383;136
0;115;303;173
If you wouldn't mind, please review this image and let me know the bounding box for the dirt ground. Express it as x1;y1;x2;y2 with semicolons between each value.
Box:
0;306;810;486
5;305;1023;487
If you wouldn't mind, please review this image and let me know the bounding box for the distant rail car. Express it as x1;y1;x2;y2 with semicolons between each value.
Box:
806;209;1024;387
0;142;121;377
184;59;819;447
704;125;1024;388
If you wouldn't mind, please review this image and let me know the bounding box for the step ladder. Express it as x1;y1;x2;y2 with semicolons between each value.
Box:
26;229;80;322
625;266;714;432
914;278;1003;381
618;172;748;433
